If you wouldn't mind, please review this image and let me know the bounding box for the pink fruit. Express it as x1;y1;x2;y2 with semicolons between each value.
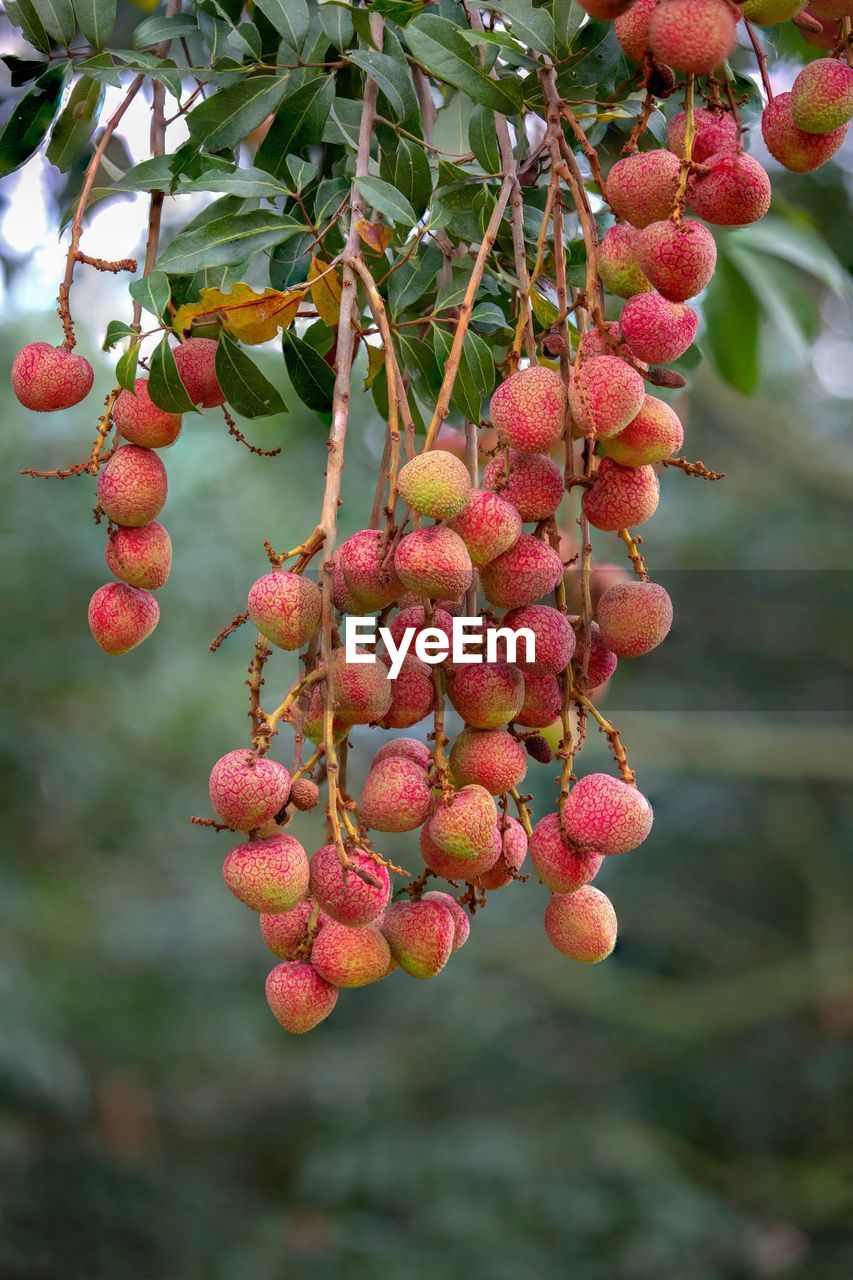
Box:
325;648;393;725
620;294;698;364
373;737;432;771
247;570;322;650
393;527;472;601
578;321;622;359
260;900;325;959
420;823;499;880
635;219;717;302
477;816;527;890
562;772;653;855
113;378;182;448
310;921;392;987
447;661;525;729
648;0;737;74
209;749;291;830
577;0;634;16
582;458;660;532
387;604;455;650
448;488;523;566
501;604;575;675
515;673;562;728
544;886;618;963
223;833;310;913
265;961;338;1033
359;756;433;832
569;355;645;439
173;337;225;407
379;653;435;729
422;890;470;949
96;444;167;527
449;727;527;795
791;57;853;134
104;520;172;590
596;580;673;658
88;582;160;654
309;845;391;925
605;150;681;228
429;785;498;861
337;529;403;610
529;812;604;893
615;0;659;61
687;152;771;227
480;535;564;609
761;92;848;172
397;449;472;519
11;342;94;411
667;107;739;162
380;899;455;978
571;620;619;691
490;365;568;454
602;396;683;467
598;224;652;299
482;450;565;521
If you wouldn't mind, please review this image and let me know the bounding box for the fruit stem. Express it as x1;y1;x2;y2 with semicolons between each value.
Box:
744;20;774;103
618;528;650;582
573;693;636;786
672;74;696;227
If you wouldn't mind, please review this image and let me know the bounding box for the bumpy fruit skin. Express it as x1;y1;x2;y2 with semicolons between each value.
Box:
578;322;623;361
742;0;807;20
113;378;182;448
620;294;698;365
397;449;472;520
482;451;565;522
544;887;617;963
569;355;646;439
88;582;160;654
577;0;633;16
265;961;338;1034
563;773;653;856
761;92;848;172
448;488;522;567
447;661;524;729
602;395;683;467
373;737;432;772
572;620;619;691
502;604;575;675
394;527;472;601
480;535;563;609
420;823;499;880
104;521;172;590
331;556;361;613
379;654;435;729
248;570;322;651
429;785;498;861
450;728;527;795
381;899;454;979
648;0;736;74
598;224;652;298
688;152;771;227
477;816;527;890
490;365;568;454
636;220;717;302
615;0;658;60
596;580;673;658
582;458;660;532
11;342;94;411
791;58;853;134
209;750;291;830
809;0;853;16
515;674;562;728
359;756;433;832
223;834;310;913
310;921;392;987
388;604;455;649
97;445;168;527
530;813;604;894
260;900;324;959
289;778;320;811
326;648;393;725
605;150;681;228
309;845;391;925
422;891;470;949
338;529;403;610
173;338;225;407
667;107;739;162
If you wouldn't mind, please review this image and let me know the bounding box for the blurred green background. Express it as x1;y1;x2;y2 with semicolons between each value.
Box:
2;151;853;1280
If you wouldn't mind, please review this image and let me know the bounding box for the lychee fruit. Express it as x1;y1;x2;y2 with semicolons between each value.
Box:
530;812;604;893
96;444;167;527
429;785;498;862
501;604;575;675
173;337;225;407
88;582;160;654
605;149;681;228
614;0;659;61
380;898;455;978
489;365;568;454
309;845;391;925
476;815;527;890
482;451;565;521
420;822;499;880
331;555;361;613
326;647;393;725
620;294;698;364
209;749;291;830
602;395;683;467
596;580;673;658
582;458;660;531
310;920;392;987
422;890;470;949
379;653;435;729
571;620;619;691
447;661;525;729
667;107;739;162
647;0;737;74
393;526;472;601
11;342;94;411
448;488;523;567
449;727;527;795
791;58;853;134
113;378;182;448
104;520;172;590
265;961;338;1033
808;0;853;16
515;674;562;728
562;772;653;856
387;603;455;650
247;570;322;651
222;833;310;913
578;321;622;359
635;219;717;302
397;449;472;520
742;0;810;20
577;0;634;16
598;224;652;299
359;756;433;832
373;737;432;772
569;355;645;439
687;152;771;227
337;529;403;610
289;777;320;811
544;886;618;963
480;535;564;609
761;91;848;172
260;899;325;959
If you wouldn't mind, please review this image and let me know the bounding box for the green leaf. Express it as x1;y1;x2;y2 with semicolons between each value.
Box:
732;218;852;299
102;320;135;351
403;15;522;116
726;245;817;359
0;65;68;179
457;27;539;71
115;341;140;393
282;330;335;413
178;163;291;199
132;12;198;48
215;332;287;418
463;329;494;395
397;332;442;394
553;0;586;52
468;103;500;175
323;96;362;150
156;212;307;274
72;0;116;49
471;301;509;332
129;271;170;320
269;230;314;289
253;0;310;51
186;76;292;153
256;76;335;178
356;175;417;227
36;0;76;44
348;50;417;122
483;0;554;54
388;244;443;315
433;326;479;422
379;137;432;217
45;74;104;172
110;154;173;192
286;153;318;190
148;337;199;413
318;2;353;49
5;0;51;53
702;255;760;396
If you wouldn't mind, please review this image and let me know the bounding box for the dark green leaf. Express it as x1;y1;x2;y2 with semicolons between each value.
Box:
387;244;443;315
36;0;76;44
115;341;140;392
129;271;171;320
318;2;353;49
483;0;554;54
132;13;198;49
553;0;585;53
703;255;760;396
356;175;417;227
457;28;539;71
323;96;362;150
285;154;318;190
2;55;50;87
148;337;199;413
215;332;287;418
253;0;310;51
463;329;494;395
397;333;442;394
379;138;432;217
269;231;314;289
5;0;51;53
403;15;522;116
178;163;291;199
46;76;104;172
282;330;335;413
0;65;68;179
186;76;292;153
256;76;335;178
102;320;135;351
348;50;417;122
73;0;116;49
156;212;307;274
468;103;500;175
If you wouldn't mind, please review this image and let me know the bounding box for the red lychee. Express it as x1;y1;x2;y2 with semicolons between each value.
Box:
530;812;604;893
397;449;472;520
359;756;433;832
515;673;562;728
476;815;528;890
635;219;717;302
688;152;771;227
309;845;391;925
11;342;94;411
577;0;634;15
447;661;525;729
223;833;310;913
791;57;853;133
502;604;575;675
373;737;432;772
761;91;849;172
605;149;681;228
602;395;683;467
422;890;470;949
582;458;660;532
450;727;527;795
578;321;622;359
247;570;322;651
337;529;403;610
598;224;652;299
667;107;739;162
420;822;499;880
96;444;167;527
562;772;653;855
209;749;291;830
380;898;455;978
393;527;472;601
448;488;523;567
265;961;338;1033
490;365;568;454
482;451;565;522
480;535;564;609
620;293;698;364
615;0;658;61
88;582;160;654
387;604;455;650
648;0;737;74
429;785;498;862
260;899;325;959
326;648;393;725
113;378;182;448
104;521;172;590
173;337;225;407
569;355;645;439
597;580;673;658
571;620;619;691
544;886;618;963
310;920;392;987
379;653;435;729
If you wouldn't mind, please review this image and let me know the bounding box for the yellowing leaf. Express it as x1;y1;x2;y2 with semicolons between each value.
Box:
309;257;343;328
357;219;394;254
363;342;386;390
530;288;558;327
172;283;301;345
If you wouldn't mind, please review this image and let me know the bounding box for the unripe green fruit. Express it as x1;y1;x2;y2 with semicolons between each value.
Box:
379;653;435;729
265;961;338;1033
761;91;848;172
605;150;681;228
480;534;563;609
310;920;392;987
247;570;322;651
113;378;182;448
530;812;604;893
104;520;172;590
359;756;433;832
602;396;683;467
562;772;653;856
448;488;523;567
635;219;717;302
223;834;310;913
422;890;470;949
373;737;432;771
208;749;291;830
544;886;617;963
173;337;225;407
569;355;645;439
582;458;660;532
309;844;391;925
687;152;771;228
742;0;806;21
450;727;527;795
791;57;853;134
596;580;673;658
490;365;568;454
397;449;472;519
648;0;737;74
97;445;167;527
260;899;325;959
429;785;498;861
667;107;739;163
447;661;525;729
482;451;565;521
338;529;403;610
381;899;455;978
620;295;698;365
598;224;652;299
88;581;160;654
11;342;94;411
477;815;527;890
393;526;472;601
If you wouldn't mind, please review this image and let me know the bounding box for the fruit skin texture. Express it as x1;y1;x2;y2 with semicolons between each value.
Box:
490;365;568;454
11;342;94;411
209;750;291;830
502;604;576;675
482;451;565;522
113;379;182;448
667;107;739;163
397;449;472;520
791;58;853;134
394;527;472;601
530;812;604;894
379;654;435;729
761;92;848;172
621;294;698;365
602;395;684;467
516;674;562;728
88;582;160;654
289;778;320;811
359;756;433;832
420;823;499;880
105;521;172;590
448;488;522;567
648;0;737;74
381;899;455;979
265;961;338;1033
615;0;658;61
597;581;673;658
447;661;525;729
223;834;310;913
572;620;619;692
326;648;393;725
480;535;564;609
577;0;633;17
387;604;455;649
429;785;498;861
635;219;717;302
248;571;322;651
563;773;653;856
477;816;527;890
422;891;470;949
688;152;771;227
338;529;403;611
173;337;225;407
544;887;617;963
373;737;432;772
605;150;681;228
450;728;527;795
742;0;807;21
96;445;168;527
310;921;392;987
309;845;391;925
582;458;660;532
569;355;645;439
578;321;622;359
260;900;325;959
598;224;652;298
